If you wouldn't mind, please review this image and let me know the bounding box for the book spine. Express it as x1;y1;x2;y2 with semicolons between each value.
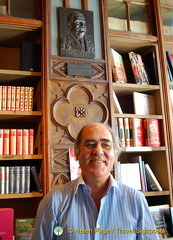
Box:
0;129;3;155
0;166;5;194
29;129;34;155
11;86;16;111
2;85;7;110
133;118;144;147
14;166;20;193
19;166;25;193
3;129;10;155
24;86;29;111
7;85;11;111
31;166;43;193
143;119;149;146
5;166;9;194
16;129;23;155
10;129;17;155
25;166;30;193
117;118;125;147
28;87;34;111
148;119;161;147
19;86;25;111
123;118;130;147
9;166;14;194
15;86;20;111
129;118;134;147
22;129;29;155
0;85;2;110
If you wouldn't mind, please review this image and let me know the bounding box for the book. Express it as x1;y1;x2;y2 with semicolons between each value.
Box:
31;166;43;193
145;164;162;191
28;87;34;111
5;166;9;194
129;51;150;85
149;204;170;239
69;148;81;181
9;166;14;194
143;50;159;85
0;129;3;155
29;129;34;155
123;118;130;147
15;86;20;111
0;166;5;194
22;129;29;155
25;166;30;193
148;118;161;147
15;218;35;240
133;118;144;147
16;129;23;155
7;85;11;111
0;208;14;240
19;86;25;111
10;129;17;155
14;166;20;193
110;48;127;83
166;51;173;79
130;156;147;192
3;129;10;155
133;92;155;115
112;91;123;114
20;166;25;193
120;163;142;190
11;86;16;111
129;118;134;147
117;118;125;147
0;85;2;110
2;85;7;110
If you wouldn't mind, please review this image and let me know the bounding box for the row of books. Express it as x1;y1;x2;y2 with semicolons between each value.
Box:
115;155;162;193
0;128;34;155
0;165;42;194
0;85;34;111
115;117;161;148
110;48;159;85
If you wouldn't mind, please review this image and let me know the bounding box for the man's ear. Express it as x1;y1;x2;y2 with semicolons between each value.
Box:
67;23;72;29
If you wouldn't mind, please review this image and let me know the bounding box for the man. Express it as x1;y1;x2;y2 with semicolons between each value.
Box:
60;10;94;53
32;123;160;240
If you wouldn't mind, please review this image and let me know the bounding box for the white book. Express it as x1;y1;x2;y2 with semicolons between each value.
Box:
112;91;123;114
133;92;155;115
145;164;162;191
0;166;5;194
5;166;9;194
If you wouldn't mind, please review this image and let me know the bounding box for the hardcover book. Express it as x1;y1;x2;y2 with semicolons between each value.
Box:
145;164;162;191
31;166;43;193
148;118;161;147
133;92;155;115
129;51;150;85
112;91;123;114
110;48;127;83
133;118;144;147
0;208;14;240
123;118;130;147
117;118;126;147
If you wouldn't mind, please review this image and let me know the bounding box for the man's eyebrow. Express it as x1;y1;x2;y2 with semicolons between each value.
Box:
83;139;111;143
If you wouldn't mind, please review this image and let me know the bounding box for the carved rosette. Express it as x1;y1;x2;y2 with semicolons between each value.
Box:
51;84;108;141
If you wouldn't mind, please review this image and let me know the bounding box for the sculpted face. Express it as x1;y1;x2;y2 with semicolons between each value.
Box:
76;124;116;181
69;13;86;39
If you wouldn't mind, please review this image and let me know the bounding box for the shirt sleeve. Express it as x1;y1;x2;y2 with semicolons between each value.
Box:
136;192;160;240
31;192;58;240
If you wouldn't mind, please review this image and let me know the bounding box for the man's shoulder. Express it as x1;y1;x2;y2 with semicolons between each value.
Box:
115;180;144;198
52;178;78;194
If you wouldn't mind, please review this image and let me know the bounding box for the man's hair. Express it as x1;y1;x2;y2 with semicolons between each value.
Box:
74;123;121;158
67;10;85;26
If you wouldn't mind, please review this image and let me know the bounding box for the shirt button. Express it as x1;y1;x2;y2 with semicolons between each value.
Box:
97;224;100;228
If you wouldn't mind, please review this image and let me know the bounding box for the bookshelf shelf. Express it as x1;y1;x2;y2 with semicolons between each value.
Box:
114;113;163;119
144;191;170;197
0;192;43;199
0;154;42;161
121;147;166;152
0;111;42;122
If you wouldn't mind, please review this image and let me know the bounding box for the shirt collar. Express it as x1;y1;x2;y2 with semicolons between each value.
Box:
75;174;119;194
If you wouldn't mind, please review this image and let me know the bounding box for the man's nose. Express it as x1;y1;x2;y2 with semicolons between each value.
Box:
92;143;104;155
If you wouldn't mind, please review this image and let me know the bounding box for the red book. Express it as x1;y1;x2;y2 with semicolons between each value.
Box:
15;86;20;111
2;86;7;111
129;118;134;147
148;118;161;147
11;86;16;111
10;129;16;155
16;129;23;155
22;129;29;155
143;119;149;146
29;129;34;155
0;208;14;240
0;129;3;155
3;129;10;155
123;118;130;147
133;118;144;147
6;86;11;111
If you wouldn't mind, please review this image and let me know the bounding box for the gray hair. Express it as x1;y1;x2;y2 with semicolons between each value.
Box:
74;123;121;158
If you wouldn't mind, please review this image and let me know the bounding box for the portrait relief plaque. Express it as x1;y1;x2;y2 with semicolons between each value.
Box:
59;7;95;59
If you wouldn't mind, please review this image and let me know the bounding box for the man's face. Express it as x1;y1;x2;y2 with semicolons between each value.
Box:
76;124;116;181
70;13;86;39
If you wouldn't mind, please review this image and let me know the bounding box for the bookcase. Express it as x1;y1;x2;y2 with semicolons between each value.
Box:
0;0;45;219
106;0;173;207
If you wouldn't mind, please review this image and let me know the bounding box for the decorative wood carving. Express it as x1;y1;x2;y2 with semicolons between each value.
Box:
51;83;108;141
51;58;106;81
51;172;70;190
52;149;70;170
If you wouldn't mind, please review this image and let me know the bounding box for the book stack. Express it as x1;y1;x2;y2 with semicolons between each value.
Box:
115;117;161;148
0;166;30;194
0;85;34;111
116;155;163;193
15;218;35;240
0;128;34;155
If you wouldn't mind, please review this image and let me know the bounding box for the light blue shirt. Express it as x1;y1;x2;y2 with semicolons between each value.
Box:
32;174;160;240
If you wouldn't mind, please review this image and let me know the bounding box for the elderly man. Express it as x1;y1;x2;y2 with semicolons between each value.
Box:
32;123;160;240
